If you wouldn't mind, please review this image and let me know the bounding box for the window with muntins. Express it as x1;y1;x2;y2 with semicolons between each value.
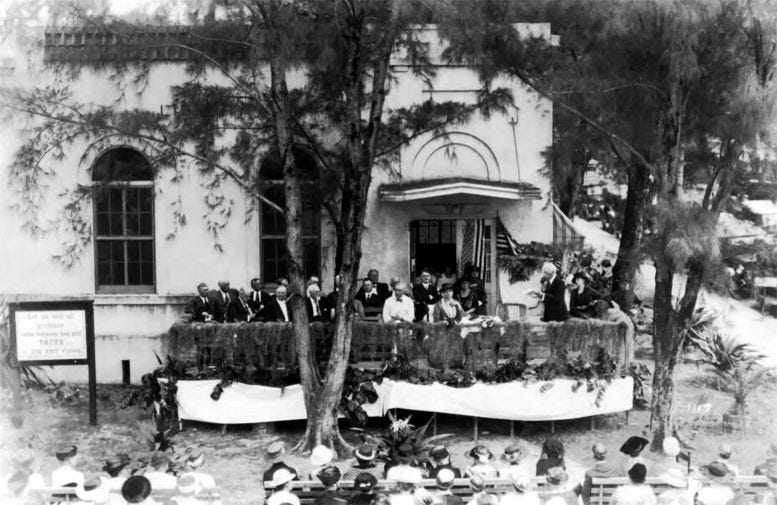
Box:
92;147;155;293
259;149;321;283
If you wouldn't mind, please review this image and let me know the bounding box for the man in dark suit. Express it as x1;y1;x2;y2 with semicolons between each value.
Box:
305;284;331;322
355;279;385;310
412;270;440;321
261;285;292;322
208;280;234;323
226;289;251;323
185;282;214;322
528;263;568;322
367;270;390;302
247;277;272;319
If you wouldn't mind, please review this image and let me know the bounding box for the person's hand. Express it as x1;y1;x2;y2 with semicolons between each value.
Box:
526;289;541;298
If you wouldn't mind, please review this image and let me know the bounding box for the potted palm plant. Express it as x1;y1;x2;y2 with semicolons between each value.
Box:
718;361;769;431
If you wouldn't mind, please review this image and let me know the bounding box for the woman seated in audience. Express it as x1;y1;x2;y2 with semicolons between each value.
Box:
466;445;498;479
103;454;130;491
433;284;464;324
455;280;486;318
541;467;577;505
267;468;300;505
612;463;656;505
696;462;735;505
569;273;600;318
535;438;566;477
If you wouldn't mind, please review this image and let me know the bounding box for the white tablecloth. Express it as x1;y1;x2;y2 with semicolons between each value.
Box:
175;377;633;424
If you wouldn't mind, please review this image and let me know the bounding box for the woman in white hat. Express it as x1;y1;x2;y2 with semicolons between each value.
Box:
267;468;300;505
76;476;120;505
308;445;336;480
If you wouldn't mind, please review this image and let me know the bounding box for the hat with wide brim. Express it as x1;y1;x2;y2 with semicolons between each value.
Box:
354;444;376;461
56;445;78;460
316;466;341;486
546;467;568;485
310;445;335;466
267;441;285;458
76;477;111;503
701;461;734;483
121;476;152;503
268;468;296;488
502;444;522;460
354;472;378;491
467;445;494;461
177;475;202;496
620;436;649;455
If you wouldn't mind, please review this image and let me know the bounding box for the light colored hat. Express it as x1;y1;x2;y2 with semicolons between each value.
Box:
310;445;335;466
436;468;456;487
396;466;421;484
177;474;202;496
662;437;680;457
546;467;568;485
659;468;686;488
510;472;532;492
76;477;111;503
718;443;732;458
269;468;296;488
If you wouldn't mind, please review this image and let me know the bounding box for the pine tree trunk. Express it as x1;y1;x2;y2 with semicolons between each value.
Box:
612;163;651;287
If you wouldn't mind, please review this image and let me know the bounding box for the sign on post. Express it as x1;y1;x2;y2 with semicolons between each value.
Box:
9;301;97;426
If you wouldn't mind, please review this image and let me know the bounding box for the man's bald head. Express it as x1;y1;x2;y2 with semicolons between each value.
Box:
541;263;557;278
592;443;607;460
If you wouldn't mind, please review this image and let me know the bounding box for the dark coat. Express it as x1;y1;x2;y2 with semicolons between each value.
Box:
208;289;240;323
569;287;600;318
305;297;331;322
542;276;569;322
315;490;349;505
247;290;273;314
262;462;299;485
226;295;251;323
355;289;385;309
261;297;292;322
412;283;440;321
186;295;213;322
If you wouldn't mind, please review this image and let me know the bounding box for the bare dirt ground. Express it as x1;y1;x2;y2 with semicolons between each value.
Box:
2;341;776;505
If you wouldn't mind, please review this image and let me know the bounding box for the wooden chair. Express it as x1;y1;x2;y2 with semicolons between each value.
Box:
755;276;777;317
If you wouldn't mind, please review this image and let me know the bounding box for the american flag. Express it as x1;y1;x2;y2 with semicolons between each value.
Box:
496;217;520;257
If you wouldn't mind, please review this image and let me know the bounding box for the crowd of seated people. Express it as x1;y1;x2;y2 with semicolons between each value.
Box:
7;435;777;504
1;444;219;505
185;264;491;325
259;437;777;505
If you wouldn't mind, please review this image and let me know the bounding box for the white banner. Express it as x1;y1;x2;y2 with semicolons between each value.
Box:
176;378;632;424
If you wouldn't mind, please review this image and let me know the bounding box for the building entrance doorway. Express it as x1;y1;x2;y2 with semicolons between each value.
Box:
409;220;457;280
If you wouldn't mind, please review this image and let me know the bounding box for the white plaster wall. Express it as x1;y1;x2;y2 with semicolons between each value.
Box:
0;24;553;382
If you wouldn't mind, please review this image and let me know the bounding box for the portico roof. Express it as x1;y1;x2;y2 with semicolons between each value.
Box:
378;177;542;202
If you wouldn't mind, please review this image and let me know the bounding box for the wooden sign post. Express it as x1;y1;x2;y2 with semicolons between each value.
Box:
9;300;97;426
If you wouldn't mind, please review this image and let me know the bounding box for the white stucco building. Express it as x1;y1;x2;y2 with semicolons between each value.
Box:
0;24;555;383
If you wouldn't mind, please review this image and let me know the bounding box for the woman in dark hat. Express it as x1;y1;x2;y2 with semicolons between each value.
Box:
465;445;498;479
433;284;464;324
343;445;383;480
535;438;566;477
121;475;155;505
569;273;600;319
619;436;650;475
348;473;378;505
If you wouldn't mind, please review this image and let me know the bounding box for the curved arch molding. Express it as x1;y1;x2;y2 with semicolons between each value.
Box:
410;132;501;181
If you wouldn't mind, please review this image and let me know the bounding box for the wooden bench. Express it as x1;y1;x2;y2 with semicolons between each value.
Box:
287;478;540;505
755;276;777;317
590;476;771;505
28;485;221;504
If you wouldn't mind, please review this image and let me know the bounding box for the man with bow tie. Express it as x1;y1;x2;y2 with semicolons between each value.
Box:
412;270;440;321
186;282;214;322
247;277;272;320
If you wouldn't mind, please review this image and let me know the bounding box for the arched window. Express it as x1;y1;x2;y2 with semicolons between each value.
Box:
259;148;321;283
92;147;155;293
